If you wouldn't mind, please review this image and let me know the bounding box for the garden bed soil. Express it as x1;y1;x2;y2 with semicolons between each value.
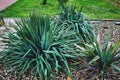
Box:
0;19;120;80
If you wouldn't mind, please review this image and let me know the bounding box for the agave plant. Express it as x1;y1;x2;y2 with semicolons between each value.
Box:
58;5;96;43
0;14;79;80
75;34;120;78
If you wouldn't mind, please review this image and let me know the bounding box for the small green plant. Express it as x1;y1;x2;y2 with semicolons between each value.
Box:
0;14;79;80
58;5;96;43
0;14;5;27
75;34;120;79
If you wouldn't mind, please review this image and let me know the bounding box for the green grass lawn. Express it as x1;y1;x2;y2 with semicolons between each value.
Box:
1;0;120;19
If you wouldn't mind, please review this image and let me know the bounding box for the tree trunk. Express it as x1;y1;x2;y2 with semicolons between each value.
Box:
42;0;47;5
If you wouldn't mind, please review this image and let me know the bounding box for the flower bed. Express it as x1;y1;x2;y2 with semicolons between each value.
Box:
0;19;120;80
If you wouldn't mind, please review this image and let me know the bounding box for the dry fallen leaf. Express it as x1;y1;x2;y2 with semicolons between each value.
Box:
67;76;72;80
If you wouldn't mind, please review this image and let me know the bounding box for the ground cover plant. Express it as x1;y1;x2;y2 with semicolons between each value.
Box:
1;0;120;19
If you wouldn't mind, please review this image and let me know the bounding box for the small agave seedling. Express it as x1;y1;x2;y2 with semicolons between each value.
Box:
0;14;5;27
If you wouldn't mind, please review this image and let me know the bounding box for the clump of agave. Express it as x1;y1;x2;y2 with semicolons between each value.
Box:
58;5;96;43
0;14;79;80
75;34;120;79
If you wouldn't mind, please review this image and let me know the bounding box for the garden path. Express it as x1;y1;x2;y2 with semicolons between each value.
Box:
0;0;17;11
